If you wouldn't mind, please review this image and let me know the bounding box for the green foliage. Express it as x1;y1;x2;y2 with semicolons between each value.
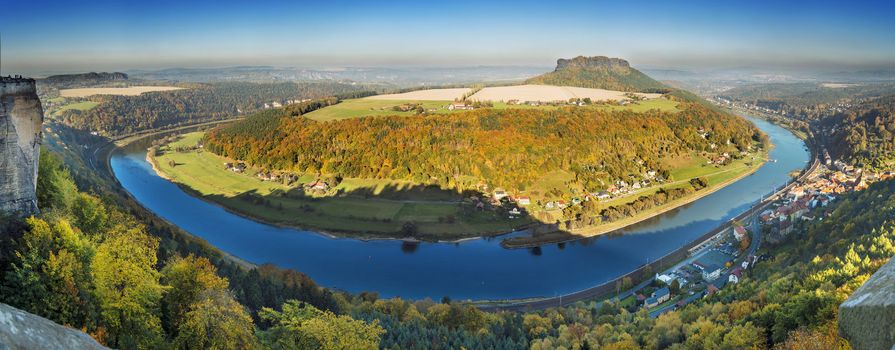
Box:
174;289;258;350
161;255;229;336
91;224;165;348
36;148;78;212
258;300;384;350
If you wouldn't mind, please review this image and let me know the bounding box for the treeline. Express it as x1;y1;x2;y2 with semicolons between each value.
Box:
62;82;368;136
822;94;895;168
0;150;383;349
205;102;761;194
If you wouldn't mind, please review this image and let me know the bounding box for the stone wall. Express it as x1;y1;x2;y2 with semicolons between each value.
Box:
0;77;43;215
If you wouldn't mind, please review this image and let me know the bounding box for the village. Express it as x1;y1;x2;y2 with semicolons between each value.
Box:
620;149;895;317
760;148;894;243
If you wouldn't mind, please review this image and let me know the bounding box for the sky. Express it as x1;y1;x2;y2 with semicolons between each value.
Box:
2;0;895;75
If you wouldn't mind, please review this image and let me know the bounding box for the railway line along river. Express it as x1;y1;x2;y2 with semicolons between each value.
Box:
110;115;809;301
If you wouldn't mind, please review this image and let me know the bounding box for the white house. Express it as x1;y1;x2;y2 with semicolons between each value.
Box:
733;225;748;241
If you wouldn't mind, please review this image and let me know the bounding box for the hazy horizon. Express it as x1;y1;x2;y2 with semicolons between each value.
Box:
3;0;895;76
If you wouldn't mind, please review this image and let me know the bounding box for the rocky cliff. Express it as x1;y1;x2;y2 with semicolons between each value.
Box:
1;76;43;215
554;56;631;71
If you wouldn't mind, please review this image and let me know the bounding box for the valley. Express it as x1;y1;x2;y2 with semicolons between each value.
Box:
143;72;764;243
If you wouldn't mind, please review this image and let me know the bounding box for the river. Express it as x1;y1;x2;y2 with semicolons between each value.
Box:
110;116;809;301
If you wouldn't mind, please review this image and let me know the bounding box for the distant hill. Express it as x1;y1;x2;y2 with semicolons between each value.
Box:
41;72;128;87
526;56;669;93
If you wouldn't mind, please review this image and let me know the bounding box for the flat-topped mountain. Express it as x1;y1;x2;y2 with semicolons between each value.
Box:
41;72;128;87
526;55;668;93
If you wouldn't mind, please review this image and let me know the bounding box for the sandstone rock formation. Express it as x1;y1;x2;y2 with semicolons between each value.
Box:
839;256;895;350
1;76;43;215
0;303;108;350
554;56;631;71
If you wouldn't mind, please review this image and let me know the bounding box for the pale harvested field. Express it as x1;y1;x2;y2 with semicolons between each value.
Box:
59;86;183;97
821;83;858;89
366;88;471;101
470;84;661;102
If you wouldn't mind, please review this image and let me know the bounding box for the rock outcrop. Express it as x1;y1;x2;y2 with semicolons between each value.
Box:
1;76;43;215
525;56;668;92
839;256;895;350
554;56;631;71
0;303;108;350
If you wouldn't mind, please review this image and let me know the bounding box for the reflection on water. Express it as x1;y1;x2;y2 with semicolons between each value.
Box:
110;116;809;300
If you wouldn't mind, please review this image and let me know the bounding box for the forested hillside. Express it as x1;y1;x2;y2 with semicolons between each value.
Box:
822;94;895;169
720;82;895;119
60;82;370;136
0;150;383;349
526;56;669;93
205;101;762;194
40;72;129;87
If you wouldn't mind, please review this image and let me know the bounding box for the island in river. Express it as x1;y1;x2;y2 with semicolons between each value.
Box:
147;92;768;246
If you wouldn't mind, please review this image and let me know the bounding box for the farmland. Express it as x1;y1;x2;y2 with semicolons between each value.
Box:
59;86;183;97
304;91;678;121
468;84;661;102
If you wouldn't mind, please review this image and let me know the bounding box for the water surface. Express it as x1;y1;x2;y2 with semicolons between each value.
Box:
111;116;808;300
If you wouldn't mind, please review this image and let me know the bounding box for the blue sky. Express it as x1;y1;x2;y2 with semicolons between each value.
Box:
2;0;894;74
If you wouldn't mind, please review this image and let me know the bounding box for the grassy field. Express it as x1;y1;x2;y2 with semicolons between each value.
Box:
304;96;679;121
53;101;100;116
304;99;457;121
151;132;524;240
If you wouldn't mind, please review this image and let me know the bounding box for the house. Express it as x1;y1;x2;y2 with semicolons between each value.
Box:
779;219;793;236
701;264;723;281
307;181;329;191
229;162;247;173
509;207;522;216
645;287;671;308
447;102;472;110
493;189;509;201
596;191;611;200
733;225;748;241
516;196;531;206
729;267;744;284
656;274;674;285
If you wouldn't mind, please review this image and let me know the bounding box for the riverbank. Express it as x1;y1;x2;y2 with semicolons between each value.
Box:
501;152;768;248
110;115;808;300
148;130;767;245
